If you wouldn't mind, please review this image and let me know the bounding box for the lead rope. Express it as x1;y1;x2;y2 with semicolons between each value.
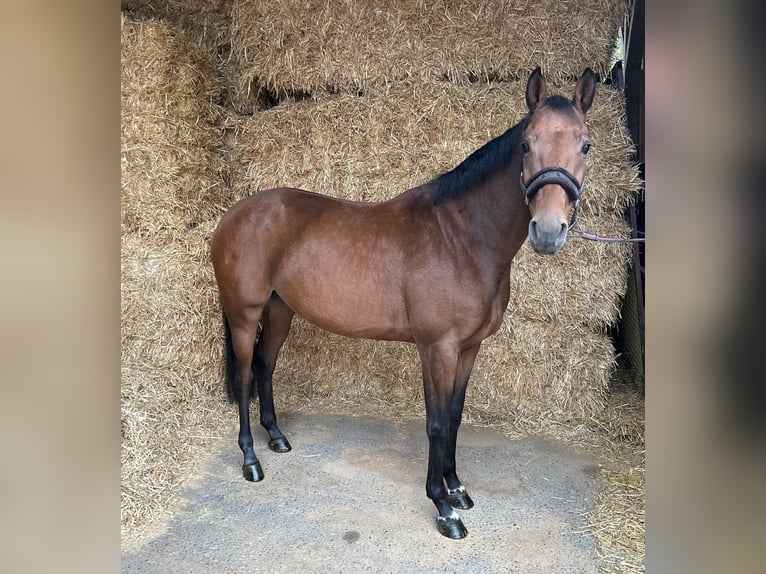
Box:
568;228;646;243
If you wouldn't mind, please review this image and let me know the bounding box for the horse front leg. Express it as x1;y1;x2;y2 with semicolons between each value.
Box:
443;343;481;511
418;341;467;539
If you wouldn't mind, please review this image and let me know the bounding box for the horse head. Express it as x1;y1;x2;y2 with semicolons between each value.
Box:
521;67;597;254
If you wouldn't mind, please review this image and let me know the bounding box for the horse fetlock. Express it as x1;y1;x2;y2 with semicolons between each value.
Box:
447;485;475;510
238;435;254;453
446;484;465;495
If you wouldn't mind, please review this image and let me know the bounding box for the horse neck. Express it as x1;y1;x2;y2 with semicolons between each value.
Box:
438;153;530;266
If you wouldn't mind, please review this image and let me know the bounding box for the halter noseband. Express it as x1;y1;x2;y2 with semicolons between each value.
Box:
520;167;585;229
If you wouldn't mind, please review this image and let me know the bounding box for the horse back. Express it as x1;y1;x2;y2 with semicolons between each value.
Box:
212;187;429;340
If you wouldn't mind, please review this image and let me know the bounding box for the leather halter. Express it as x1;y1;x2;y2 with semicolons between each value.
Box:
520;167;585;229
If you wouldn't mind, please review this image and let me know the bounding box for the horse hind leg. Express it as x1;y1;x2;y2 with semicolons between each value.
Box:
254;293;294;453
226;307;265;482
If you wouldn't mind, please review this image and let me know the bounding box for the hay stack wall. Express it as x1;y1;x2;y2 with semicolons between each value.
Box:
121;15;230;536
228;0;628;112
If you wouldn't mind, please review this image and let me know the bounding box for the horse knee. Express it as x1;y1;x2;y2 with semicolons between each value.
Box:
427;420;449;443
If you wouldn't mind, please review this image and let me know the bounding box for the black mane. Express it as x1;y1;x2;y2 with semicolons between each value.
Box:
430;118;527;204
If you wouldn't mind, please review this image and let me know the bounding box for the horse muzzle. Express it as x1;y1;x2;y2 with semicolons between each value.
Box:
528;216;568;254
521;167;584;254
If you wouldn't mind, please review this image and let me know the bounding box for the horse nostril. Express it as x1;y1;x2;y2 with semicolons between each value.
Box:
561;222;568;235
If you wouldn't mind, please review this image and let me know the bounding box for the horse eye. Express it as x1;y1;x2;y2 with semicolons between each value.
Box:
520;141;530;154
581;142;591;154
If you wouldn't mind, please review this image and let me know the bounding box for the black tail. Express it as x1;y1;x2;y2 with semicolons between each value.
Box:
222;312;258;403
222;311;239;403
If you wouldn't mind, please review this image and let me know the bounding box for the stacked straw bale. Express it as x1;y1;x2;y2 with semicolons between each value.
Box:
228;0;628;112
228;77;639;422
272;315;619;427
121;15;230;536
121;0;233;53
121;229;226;534
121;13;231;238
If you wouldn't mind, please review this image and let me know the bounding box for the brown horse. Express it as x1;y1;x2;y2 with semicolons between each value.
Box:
211;67;597;539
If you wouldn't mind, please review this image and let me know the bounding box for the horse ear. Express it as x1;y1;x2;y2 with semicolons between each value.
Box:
525;67;547;113
572;68;597;114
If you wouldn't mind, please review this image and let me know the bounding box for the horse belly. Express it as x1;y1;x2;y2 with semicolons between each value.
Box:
274;244;413;342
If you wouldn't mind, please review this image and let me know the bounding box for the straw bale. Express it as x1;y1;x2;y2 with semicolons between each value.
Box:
121;1;233;53
508;215;633;328
473;318;615;424
588;464;645;573
582;377;645;574
121;15;231;239
230;79;637;208
228;0;628;111
121;225;229;537
266;314;613;426
229;79;639;329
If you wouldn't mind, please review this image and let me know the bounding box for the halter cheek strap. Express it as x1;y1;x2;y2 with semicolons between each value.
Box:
520;167;585;229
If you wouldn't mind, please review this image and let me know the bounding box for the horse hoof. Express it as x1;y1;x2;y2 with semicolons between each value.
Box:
268;437;292;453
243;462;264;482
447;488;474;510
436;515;468;539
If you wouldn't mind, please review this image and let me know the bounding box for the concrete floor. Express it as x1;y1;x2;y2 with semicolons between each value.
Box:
122;412;602;573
